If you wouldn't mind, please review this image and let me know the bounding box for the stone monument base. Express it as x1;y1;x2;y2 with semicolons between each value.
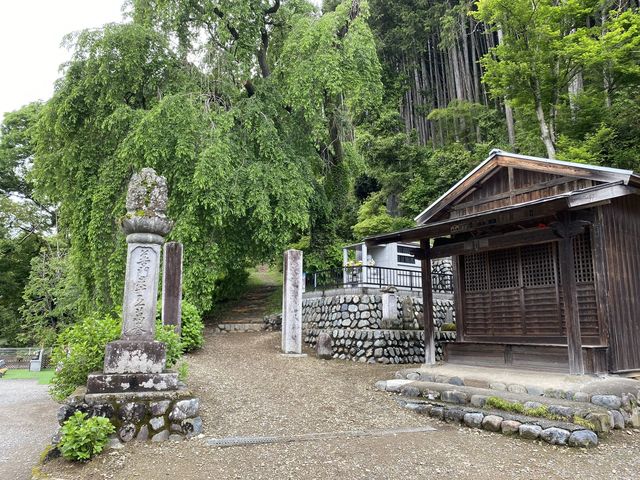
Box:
56;387;202;443
104;340;167;374
86;371;179;393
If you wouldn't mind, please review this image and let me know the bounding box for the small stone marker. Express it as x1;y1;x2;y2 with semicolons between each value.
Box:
316;332;333;359
282;249;303;355
380;286;398;328
162;241;183;335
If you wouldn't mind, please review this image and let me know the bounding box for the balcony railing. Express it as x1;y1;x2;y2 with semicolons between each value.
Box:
304;266;454;293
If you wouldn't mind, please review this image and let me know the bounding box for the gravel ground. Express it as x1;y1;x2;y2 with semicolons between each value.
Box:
0;379;59;480
40;330;640;480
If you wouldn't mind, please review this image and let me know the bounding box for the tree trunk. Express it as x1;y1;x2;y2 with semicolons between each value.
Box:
533;77;556;158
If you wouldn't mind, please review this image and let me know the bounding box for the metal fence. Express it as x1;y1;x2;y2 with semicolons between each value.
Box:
304;265;454;294
0;347;52;369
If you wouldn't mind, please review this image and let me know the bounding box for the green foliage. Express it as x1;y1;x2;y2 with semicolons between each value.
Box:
401;143;486;217
485;396;563;421
50;313;120;401
0;232;43;344
179;301;204;353
59;411;115;461
19;240;80;346
177;361;189;382
352;191;414;239
573;416;596;431
155;321;182;368
440;322;456;332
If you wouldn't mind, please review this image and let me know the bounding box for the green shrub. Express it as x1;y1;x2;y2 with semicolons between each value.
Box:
59;411;115;461
51;314;183;400
180;301;204;353
50;313;120;401
154;321;182;368
177;361;189;382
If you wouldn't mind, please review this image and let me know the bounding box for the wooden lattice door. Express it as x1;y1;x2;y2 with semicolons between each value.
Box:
461;232;597;343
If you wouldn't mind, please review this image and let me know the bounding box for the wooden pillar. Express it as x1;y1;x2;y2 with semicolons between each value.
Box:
420;239;436;365
555;215;589;375
162;242;183;335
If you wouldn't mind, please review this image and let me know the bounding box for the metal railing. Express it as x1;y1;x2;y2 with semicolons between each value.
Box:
0;347;52;369
304;266;454;293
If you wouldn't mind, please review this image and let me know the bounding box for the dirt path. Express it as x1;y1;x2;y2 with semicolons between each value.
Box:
40;281;640;480
0;379;59;480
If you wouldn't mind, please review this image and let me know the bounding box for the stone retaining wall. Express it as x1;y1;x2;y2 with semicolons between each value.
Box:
301;291;456;364
55;387;202;445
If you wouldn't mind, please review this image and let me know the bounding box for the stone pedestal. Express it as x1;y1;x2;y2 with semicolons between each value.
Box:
58;387;202;443
282;249;303;354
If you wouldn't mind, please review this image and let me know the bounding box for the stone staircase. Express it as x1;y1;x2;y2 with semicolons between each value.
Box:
212;285;278;333
375;371;640;449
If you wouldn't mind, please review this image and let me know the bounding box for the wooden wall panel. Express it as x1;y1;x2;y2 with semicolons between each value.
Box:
599;196;640;372
450;168;596;218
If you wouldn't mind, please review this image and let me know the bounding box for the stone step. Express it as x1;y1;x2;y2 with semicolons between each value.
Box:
396;397;600;448
215;323;265;333
375;379;639;433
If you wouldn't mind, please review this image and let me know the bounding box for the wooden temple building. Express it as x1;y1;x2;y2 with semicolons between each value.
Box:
366;150;640;375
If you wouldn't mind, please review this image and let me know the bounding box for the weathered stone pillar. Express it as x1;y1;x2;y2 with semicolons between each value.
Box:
88;168;178;393
162;242;183;335
282;249;303;354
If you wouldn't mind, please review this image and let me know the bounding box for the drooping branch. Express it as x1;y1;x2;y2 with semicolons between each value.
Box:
258;28;271;77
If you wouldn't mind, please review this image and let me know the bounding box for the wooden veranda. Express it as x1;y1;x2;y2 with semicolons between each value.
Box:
366;150;640;375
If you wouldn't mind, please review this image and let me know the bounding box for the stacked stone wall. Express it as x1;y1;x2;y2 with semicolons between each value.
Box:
301;291;456;364
56;387;202;444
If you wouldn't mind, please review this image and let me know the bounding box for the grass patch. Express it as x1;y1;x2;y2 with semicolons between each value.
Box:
247;265;282;287
573;416;597;430
1;369;55;384
485;396;563;421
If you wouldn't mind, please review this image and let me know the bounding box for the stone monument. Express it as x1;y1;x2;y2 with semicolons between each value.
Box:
56;169;201;444
281;249;304;356
87;168;177;393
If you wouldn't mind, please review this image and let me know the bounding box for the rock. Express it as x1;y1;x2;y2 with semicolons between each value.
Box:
444;409;465;423
107;437;125;449
384;379;414;393
151;429;169;442
501;420;521;435
419;373;435;382
470;395;488;408
519;424;543;440
489;382;507;391
463;412;484;428
181;417;203;437
572;392;591;403
119;402;147;423
430;407;444;420
610;410;625;429
591;394;622;410
150;416;165;431
406;372;420;381
448;377;464;386
400;385;421;398
482;415;503;432
525;386;544;397
169;434;183;441
348;304;358;313
118;423;137;442
507;384;527;394
170;398;199;421
585;412;613;432
523;401;543;410
441;390;468;405
136;425;149;441
316;332;333;359
374;380;387;391
540;427;570;445
548;405;574;419
568;430;599;448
